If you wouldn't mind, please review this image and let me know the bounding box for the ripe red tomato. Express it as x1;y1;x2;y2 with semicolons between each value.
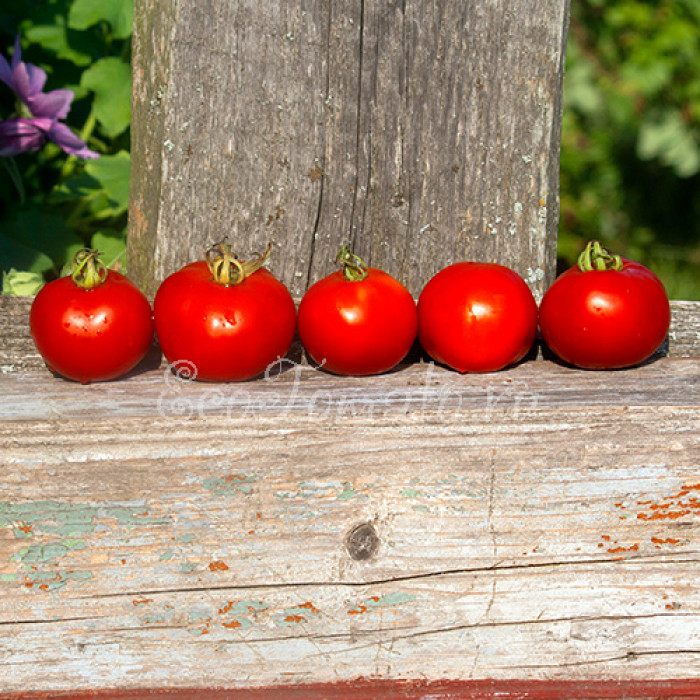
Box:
298;246;417;376
154;243;296;381
538;240;671;369
30;249;154;383
418;262;537;373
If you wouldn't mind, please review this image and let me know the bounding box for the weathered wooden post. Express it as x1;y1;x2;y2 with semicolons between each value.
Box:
129;0;569;299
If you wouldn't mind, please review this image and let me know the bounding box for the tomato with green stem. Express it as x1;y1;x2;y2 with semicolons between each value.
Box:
30;249;154;383
154;243;296;382
538;240;671;369
298;246;418;376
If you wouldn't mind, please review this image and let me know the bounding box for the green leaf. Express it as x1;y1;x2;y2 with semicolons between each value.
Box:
91;230;127;271
85;151;131;215
620;60;673;97
2;211;83;271
563;52;604;117
49;172;103;204
68;0;134;40
22;17;97;67
81;58;132;138
2;270;45;296
638;111;700;177
0;235;55;277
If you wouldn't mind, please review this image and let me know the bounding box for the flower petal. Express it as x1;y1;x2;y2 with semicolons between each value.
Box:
13;61;47;103
0;42;15;91
46;121;100;159
27;88;74;120
0;117;47;156
11;34;21;70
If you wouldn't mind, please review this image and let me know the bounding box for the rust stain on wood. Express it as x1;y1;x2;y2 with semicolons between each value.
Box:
208;560;229;571
636;483;700;521
221;619;241;629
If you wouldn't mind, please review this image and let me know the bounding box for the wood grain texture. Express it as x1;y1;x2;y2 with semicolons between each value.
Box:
129;0;570;298
1;358;699;690
1;296;699;375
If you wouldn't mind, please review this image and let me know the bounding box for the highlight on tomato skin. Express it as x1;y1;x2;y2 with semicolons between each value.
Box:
417;261;538;373
29;249;154;384
538;240;671;370
297;245;418;376
153;243;297;382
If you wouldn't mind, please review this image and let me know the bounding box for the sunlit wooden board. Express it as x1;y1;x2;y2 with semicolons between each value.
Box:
0;357;698;692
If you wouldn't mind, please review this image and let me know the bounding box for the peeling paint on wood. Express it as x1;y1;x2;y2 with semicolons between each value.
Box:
1;351;699;690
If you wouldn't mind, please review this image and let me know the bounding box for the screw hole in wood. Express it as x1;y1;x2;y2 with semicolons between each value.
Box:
345;522;379;561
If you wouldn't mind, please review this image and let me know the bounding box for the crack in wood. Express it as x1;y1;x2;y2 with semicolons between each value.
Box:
304;1;333;290
73;550;699;603
349;0;366;252
300;612;700;658
0;615;102;627
508;648;700;669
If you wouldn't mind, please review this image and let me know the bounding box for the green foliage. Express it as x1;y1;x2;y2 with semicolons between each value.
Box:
0;0;131;294
560;0;700;299
2;269;45;295
81;58;131;137
68;0;134;40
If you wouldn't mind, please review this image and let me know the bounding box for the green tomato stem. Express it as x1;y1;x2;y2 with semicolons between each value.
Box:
71;249;108;290
577;240;623;272
336;244;368;281
206;242;272;285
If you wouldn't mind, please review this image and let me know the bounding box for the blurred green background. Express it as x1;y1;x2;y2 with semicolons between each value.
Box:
560;0;700;298
1;0;699;298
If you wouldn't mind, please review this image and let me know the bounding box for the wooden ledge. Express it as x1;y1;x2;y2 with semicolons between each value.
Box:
0;296;699;692
2;296;699;374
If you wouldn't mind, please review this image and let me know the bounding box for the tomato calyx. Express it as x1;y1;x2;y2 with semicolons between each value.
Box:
577;240;623;272
71;248;108;290
206;242;272;286
335;244;368;282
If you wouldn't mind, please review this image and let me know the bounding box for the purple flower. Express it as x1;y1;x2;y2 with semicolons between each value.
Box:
0;35;98;159
0;117;99;158
0;117;51;156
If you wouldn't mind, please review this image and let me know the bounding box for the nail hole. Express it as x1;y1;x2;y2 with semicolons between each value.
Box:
345;522;379;561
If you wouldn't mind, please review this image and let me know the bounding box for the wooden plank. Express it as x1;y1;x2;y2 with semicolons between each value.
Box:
0;358;698;690
667;300;700;358
3;679;700;699
1;296;699;375
129;0;570;298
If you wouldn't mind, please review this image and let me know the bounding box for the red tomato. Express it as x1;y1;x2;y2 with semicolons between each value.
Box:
538;240;670;369
30;250;154;383
418;262;537;373
298;246;417;376
154;244;296;381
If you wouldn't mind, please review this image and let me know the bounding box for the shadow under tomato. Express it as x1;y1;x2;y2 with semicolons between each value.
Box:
297;337;432;379
405;336;544;376
43;340;164;384
538;335;669;371
122;341;165;378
